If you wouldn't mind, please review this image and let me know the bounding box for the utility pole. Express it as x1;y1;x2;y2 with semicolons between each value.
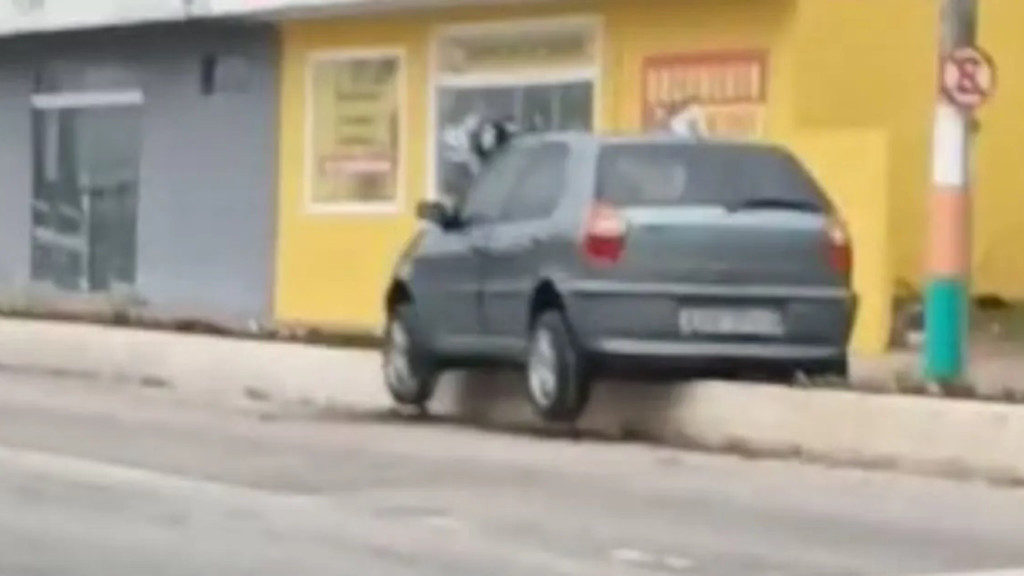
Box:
924;0;979;384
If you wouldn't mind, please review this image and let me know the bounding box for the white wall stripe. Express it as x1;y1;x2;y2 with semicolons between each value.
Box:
931;100;968;188
31;90;144;109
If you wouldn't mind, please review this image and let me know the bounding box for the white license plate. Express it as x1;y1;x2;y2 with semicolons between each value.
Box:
678;307;784;337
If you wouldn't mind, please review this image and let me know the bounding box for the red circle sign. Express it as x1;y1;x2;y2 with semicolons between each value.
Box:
941;46;996;110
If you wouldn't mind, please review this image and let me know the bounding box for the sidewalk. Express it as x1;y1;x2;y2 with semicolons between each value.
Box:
853;346;1024;400
2;317;1024;484
0;318;389;410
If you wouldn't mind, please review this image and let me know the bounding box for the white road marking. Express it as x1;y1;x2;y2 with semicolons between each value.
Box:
611;547;658;565
421;514;466;531
662;555;695;571
905;565;1024;569
611;547;693;572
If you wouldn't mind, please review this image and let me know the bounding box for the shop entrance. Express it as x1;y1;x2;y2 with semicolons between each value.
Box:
30;90;142;294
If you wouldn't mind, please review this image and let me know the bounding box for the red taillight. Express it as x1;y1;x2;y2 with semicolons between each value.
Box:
583;202;628;265
825;214;852;275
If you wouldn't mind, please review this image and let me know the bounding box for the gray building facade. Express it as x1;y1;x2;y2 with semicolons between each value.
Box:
0;21;279;325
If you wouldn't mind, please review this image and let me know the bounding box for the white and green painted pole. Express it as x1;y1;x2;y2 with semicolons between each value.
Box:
925;0;985;383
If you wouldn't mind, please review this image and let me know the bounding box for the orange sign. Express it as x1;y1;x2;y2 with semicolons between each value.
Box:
642;50;768;139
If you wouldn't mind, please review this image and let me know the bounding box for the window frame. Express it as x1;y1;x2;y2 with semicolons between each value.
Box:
427;15;603;203
303;46;407;216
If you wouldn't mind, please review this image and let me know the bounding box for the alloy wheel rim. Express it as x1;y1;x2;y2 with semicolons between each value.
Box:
527;329;558;407
385;321;415;393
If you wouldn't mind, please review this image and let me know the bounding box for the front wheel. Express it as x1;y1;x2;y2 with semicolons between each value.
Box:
383;304;438;408
525;311;592;423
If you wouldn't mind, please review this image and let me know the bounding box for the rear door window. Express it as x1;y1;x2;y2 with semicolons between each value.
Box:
596;143;830;211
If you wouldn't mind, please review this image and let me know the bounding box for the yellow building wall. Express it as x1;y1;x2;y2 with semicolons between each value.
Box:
792;0;1024;302
275;2;599;333
788;129;892;352
789;0;936;302
600;0;798;134
274;0;893;352
975;0;1024;298
276;18;421;332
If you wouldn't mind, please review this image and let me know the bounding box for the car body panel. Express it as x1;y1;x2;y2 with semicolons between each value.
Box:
389;132;854;378
560;279;853;358
475;140;593;357
399;224;488;354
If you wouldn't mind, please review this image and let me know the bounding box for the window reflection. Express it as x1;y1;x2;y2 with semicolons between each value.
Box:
30;105;141;293
435;81;593;204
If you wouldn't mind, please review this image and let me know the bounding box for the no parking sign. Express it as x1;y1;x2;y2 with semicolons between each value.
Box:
941;46;996;111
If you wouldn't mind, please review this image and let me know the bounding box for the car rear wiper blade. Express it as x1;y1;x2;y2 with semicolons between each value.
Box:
728;197;824;213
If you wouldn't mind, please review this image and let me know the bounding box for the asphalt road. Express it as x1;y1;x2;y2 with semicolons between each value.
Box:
0;374;1022;576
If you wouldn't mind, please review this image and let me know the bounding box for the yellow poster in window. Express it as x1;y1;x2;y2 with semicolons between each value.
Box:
308;53;401;206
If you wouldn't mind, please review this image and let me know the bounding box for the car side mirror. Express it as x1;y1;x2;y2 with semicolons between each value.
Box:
416;200;458;228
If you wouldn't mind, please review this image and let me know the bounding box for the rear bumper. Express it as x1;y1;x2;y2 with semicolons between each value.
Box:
560;279;855;378
588;339;843;359
584;338;845;380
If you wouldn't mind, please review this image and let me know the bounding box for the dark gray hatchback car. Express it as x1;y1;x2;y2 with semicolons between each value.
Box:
383;131;855;423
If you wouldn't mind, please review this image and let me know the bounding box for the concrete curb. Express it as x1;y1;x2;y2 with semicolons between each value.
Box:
1;318;1023;483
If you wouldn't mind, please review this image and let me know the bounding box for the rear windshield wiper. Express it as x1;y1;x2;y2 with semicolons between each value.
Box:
728;197;824;213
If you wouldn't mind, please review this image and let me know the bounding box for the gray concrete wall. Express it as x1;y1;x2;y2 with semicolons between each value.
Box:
0;52;33;290
0;22;279;324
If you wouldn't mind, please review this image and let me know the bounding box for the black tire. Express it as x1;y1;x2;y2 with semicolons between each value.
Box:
383;303;439;408
524;311;592;423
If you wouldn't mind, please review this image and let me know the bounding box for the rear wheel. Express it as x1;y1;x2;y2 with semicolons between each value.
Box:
525;311;592;423
383;303;438;408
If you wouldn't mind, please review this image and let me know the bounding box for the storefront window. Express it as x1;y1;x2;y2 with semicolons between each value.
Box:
434;18;598;205
30;97;141;293
306;50;403;212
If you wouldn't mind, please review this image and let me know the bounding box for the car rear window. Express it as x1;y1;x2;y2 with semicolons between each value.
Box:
596;143;831;211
